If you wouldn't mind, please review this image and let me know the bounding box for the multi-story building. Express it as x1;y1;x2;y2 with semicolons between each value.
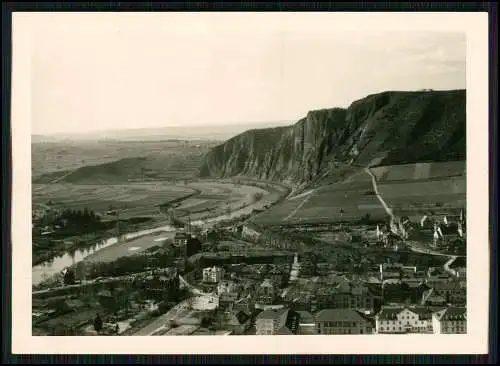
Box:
140;269;180;301
217;280;240;311
255;308;289;335
432;306;467;334
315;309;373;335
431;281;466;305
375;306;433;334
255;278;277;306
202;266;224;283
312;283;375;312
174;231;189;247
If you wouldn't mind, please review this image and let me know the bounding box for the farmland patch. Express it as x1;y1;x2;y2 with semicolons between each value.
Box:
254;182;386;226
32;183;195;218
373;160;466;183
378;177;466;198
413;162;432;180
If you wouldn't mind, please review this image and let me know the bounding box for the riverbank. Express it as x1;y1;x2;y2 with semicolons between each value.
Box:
32;218;160;267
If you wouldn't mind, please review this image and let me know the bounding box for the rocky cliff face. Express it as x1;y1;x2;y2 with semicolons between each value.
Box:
199;89;466;184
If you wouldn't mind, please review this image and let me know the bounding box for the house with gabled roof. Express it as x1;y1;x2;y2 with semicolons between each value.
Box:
431;280;466;305
432;306;467;334
315;309;373;335
375;305;433;334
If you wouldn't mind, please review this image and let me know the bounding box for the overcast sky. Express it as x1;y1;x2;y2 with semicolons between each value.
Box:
27;13;466;135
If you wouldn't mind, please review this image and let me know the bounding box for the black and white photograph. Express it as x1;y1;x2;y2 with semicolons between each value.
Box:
10;11;490;355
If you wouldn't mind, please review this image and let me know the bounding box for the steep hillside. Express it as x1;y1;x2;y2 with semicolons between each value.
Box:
199;90;466;184
34;154;205;184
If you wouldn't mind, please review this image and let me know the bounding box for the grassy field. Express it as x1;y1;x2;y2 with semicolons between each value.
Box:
33;183;196;220
375;162;466;217
371;161;465;182
168;180;287;221
292;183;386;222
254;179;386;226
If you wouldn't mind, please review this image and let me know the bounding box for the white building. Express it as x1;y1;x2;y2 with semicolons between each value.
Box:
432;306;467;334
217;280;238;296
241;225;262;242
255;308;289;335
202;266;224;283
375;306;433;334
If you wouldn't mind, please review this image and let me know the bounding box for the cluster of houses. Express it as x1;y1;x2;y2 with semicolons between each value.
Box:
161;212;467;336
188;260;467;336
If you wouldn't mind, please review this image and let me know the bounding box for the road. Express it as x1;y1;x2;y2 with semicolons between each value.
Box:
405;241;452;257
289;252;300;282
443;255;459;277
284;192;315;221
365;167;394;219
179;275;207;296
133;299;190;336
131;275;215;336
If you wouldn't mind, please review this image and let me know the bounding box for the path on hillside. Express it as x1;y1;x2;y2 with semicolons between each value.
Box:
283;191;315;222
364;167;395;219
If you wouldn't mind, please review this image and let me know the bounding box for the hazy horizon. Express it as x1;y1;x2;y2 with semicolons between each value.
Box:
32;119;296;137
29;13;466;135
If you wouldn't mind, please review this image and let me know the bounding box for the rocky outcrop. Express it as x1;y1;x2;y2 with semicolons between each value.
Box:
199;90;466;184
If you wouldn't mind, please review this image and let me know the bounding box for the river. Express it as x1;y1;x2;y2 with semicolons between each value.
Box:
32;198;272;286
32;224;177;286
